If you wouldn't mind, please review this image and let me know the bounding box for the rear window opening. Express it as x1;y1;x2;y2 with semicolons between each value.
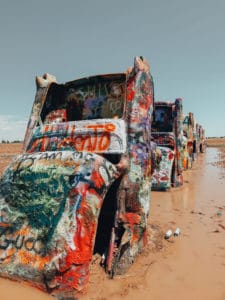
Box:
152;106;173;132
40;74;126;124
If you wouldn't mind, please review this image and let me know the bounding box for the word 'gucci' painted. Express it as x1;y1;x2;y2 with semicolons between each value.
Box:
0;57;155;299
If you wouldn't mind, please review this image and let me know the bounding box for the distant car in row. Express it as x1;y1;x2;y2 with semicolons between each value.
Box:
151;99;184;190
151;101;205;191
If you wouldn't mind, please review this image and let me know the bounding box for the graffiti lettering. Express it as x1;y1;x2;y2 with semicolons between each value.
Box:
74;133;110;152
17;157;35;170
72;152;84;160
17;151;63;167
108;99;123;115
28;122;122;152
0;227;45;255
28;139;43;153
86;123;116;132
68;82;123;101
39;152;62;161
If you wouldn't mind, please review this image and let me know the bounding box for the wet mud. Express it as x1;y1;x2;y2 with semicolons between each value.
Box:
1;146;225;300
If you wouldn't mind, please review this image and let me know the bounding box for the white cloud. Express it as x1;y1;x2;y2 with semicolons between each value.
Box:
0;115;27;141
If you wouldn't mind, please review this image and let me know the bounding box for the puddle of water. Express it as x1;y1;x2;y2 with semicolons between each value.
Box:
144;147;225;300
151;148;225;218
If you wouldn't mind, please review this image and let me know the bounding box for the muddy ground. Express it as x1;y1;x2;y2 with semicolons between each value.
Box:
0;143;225;300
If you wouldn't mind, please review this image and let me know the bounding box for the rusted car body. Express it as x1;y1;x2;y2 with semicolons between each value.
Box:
182;112;195;169
193;123;206;159
151;99;184;190
196;124;206;153
200;126;206;153
0;57;155;299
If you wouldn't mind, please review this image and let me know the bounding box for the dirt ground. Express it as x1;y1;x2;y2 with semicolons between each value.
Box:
206;137;225;148
0;143;225;300
0;143;23;176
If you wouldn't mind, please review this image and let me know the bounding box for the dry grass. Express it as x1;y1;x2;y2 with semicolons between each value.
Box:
0;143;23;175
206;137;225;147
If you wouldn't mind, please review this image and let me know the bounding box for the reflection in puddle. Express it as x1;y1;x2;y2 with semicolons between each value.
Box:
151;147;225;220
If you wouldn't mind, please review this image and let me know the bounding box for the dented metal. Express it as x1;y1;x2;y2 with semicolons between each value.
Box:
0;57;155;299
183;112;195;169
151;99;184;190
195;123;206;153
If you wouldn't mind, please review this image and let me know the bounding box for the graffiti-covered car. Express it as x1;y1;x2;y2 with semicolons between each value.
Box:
195;123;206;153
151;99;184;190
183;112;195;169
199;126;206;153
0;57;155;299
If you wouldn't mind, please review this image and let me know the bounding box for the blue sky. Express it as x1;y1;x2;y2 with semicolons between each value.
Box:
0;0;224;140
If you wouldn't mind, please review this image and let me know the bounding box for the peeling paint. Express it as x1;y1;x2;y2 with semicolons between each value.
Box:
183;112;195;169
0;57;155;299
151;99;184;190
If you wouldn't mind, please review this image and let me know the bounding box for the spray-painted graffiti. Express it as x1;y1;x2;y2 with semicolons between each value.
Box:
41;75;125;124
183;112;195;169
0;151;121;291
151;146;174;190
151;99;184;190
27;119;126;153
0;57;155;299
195;123;206;154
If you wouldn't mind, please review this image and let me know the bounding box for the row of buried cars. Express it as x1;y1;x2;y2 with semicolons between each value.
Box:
0;57;205;299
152;100;205;190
